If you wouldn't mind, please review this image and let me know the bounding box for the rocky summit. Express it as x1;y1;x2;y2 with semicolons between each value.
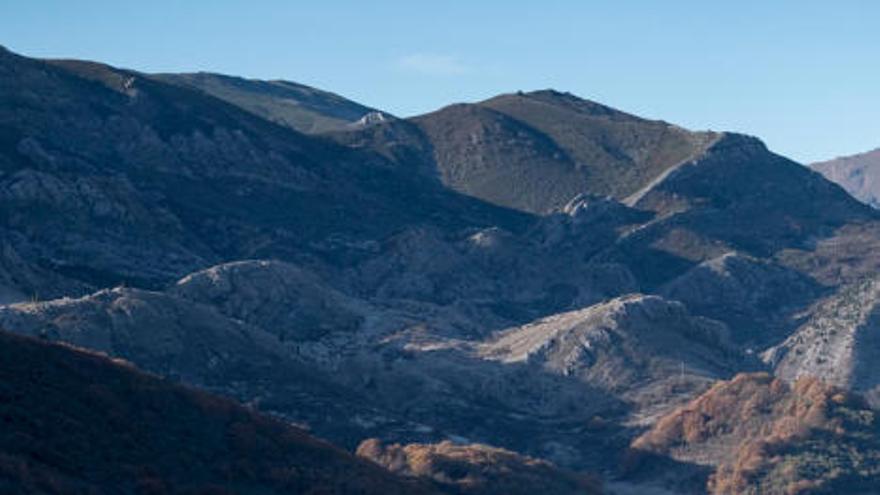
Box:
2;44;880;494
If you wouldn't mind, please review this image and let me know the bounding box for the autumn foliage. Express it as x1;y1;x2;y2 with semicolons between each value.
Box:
357;438;603;495
630;373;880;494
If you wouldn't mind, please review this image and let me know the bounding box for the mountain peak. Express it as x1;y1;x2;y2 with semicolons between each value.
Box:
400;88;716;213
483;89;632;119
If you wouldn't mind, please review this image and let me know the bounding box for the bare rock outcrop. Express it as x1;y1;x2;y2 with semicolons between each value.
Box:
480;295;747;409
170;260;363;341
762;277;880;401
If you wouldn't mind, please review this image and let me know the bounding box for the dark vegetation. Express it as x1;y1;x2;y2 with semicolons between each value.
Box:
0;330;435;494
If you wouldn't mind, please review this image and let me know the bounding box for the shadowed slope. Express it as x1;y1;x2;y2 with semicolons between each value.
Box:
0;330;436;494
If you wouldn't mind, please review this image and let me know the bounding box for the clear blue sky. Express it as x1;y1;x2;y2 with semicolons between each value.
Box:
2;1;878;163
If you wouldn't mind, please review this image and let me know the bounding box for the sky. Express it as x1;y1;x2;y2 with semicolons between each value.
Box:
1;1;878;163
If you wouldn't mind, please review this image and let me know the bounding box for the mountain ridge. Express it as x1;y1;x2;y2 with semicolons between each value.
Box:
812;147;880;209
155;71;384;134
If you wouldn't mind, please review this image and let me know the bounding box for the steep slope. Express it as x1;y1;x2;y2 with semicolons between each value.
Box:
0;47;525;299
481;91;717;199
762;277;880;401
155;72;384;134
812;148;880;208
356;439;602;495
629;373;880;495
0;330;435;495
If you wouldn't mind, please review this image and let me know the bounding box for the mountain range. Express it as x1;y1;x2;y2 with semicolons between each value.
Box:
2;45;880;494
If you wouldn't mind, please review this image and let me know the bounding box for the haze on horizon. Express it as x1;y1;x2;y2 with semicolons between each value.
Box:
2;0;878;163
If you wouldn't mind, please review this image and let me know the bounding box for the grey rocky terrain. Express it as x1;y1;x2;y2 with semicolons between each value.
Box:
763;276;880;402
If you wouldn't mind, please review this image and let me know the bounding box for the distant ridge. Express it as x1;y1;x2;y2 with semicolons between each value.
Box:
812;147;880;208
155;71;383;133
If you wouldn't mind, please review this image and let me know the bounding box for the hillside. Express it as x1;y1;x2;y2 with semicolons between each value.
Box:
763;276;880;402
155;72;384;134
629;373;880;494
339;90;717;214
479;295;746;409
0;330;435;494
812;148;880;208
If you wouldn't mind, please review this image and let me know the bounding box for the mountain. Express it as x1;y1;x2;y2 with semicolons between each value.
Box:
812;148;880;208
5;45;880;494
0;330;436;494
155;72;387;134
338;91;878;291
336;90;717;214
629;373;880;495
601;133;876;289
0;46;524;301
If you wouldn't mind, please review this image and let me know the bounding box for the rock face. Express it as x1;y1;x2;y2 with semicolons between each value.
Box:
356;439;602;495
0;330;436;495
762;277;880;400
155;72;382;134
813;148;880;208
